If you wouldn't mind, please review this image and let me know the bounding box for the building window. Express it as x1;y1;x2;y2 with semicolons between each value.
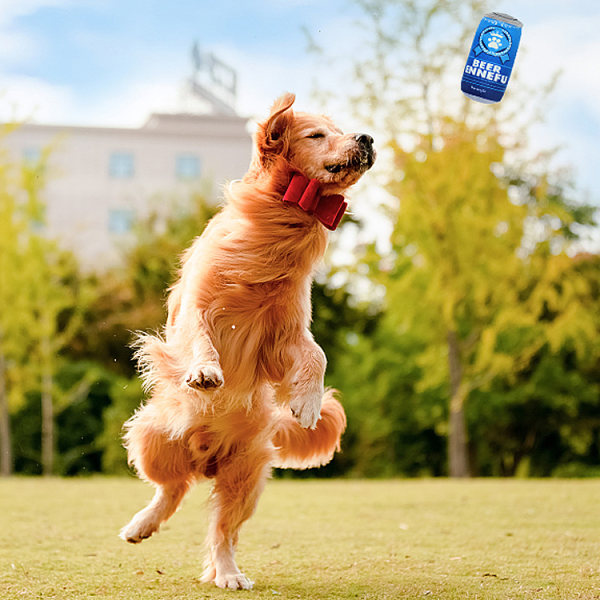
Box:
176;154;200;180
108;209;135;234
109;152;135;179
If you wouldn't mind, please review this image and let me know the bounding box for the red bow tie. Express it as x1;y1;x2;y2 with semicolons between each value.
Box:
282;173;347;231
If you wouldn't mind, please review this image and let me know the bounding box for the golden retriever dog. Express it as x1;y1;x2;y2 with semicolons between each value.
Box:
119;93;375;590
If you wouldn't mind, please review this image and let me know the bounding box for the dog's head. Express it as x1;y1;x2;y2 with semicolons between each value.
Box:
254;93;376;193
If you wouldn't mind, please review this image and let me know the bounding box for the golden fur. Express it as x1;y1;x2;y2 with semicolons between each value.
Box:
120;93;375;590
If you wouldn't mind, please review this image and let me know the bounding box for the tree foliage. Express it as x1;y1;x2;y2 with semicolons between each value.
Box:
1;144;93;475
2;1;599;478
313;0;600;476
0;141;40;474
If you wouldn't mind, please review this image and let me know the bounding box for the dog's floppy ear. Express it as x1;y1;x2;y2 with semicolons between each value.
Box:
256;93;295;166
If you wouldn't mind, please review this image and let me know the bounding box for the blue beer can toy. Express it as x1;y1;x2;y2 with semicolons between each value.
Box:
461;12;523;104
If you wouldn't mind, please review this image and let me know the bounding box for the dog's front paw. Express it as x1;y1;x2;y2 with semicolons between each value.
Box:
185;364;224;391
290;389;322;429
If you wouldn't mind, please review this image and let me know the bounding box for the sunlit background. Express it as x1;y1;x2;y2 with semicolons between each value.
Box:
1;1;598;197
0;0;599;480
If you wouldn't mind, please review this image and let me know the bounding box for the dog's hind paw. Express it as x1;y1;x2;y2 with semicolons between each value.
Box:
201;561;253;590
185;364;224;391
119;515;160;544
215;572;254;590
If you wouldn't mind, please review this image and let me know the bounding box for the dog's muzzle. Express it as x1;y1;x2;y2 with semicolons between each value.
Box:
324;134;376;175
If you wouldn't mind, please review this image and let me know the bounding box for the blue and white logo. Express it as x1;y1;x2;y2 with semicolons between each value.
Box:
476;26;512;62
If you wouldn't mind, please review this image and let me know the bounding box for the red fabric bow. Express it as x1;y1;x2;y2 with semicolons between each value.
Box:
282;173;347;231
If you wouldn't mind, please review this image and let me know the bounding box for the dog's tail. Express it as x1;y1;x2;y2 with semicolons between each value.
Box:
272;389;346;469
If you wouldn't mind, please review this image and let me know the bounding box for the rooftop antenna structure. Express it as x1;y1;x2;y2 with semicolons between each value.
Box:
186;42;238;116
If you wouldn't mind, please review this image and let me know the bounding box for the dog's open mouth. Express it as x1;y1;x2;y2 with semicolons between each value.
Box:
324;163;344;174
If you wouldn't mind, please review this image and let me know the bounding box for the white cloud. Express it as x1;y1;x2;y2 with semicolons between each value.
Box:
78;79;188;127
0;0;73;24
0;0;75;104
0;1;70;66
0;28;38;65
0;75;74;123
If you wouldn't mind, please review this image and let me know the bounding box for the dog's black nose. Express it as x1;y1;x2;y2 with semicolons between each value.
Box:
354;133;374;147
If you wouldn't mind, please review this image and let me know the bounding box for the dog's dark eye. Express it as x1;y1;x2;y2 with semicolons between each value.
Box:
306;132;325;139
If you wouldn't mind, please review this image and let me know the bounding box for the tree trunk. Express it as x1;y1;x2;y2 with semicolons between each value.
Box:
41;334;54;476
0;348;12;476
447;330;470;478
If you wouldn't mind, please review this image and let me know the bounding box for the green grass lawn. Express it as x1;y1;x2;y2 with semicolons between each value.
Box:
0;478;599;599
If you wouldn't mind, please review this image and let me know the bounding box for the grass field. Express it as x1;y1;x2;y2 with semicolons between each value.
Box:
0;478;599;599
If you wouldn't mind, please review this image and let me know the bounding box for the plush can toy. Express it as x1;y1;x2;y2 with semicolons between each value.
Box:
461;12;523;104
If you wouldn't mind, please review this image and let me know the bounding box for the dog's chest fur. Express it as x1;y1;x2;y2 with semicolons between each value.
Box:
208;253;315;386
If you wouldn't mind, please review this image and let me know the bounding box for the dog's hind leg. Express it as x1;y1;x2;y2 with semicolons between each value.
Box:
201;443;274;590
120;417;194;543
120;480;189;543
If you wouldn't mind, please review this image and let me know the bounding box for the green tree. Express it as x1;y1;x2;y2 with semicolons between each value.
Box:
29;250;91;476
384;122;597;476
22;155;93;475
0;137;41;475
327;323;447;477
314;0;598;476
0;141;91;476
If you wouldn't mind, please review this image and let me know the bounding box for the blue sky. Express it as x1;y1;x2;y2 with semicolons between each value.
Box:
1;0;599;215
6;1;326;96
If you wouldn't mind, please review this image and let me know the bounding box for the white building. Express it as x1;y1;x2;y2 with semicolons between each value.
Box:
3;111;252;268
